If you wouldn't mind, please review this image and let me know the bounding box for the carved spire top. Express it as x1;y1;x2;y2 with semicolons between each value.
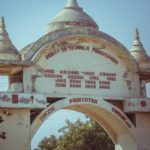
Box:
131;28;150;63
131;28;145;52
0;17;8;36
65;0;82;10
135;28;140;39
0;16;5;28
0;16;20;60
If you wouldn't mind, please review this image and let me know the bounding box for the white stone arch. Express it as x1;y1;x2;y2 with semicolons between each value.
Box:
22;29;138;73
31;97;138;149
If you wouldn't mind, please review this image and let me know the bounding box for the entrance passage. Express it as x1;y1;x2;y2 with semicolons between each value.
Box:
31;98;137;150
31;110;87;149
32;109;116;150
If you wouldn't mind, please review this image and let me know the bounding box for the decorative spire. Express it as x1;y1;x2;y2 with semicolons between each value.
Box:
0;16;19;60
0;16;5;28
65;0;82;10
131;28;150;63
131;28;145;52
135;28;140;40
0;17;8;37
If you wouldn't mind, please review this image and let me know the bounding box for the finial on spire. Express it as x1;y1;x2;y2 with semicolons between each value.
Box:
133;28;143;46
0;16;19;59
131;28;145;52
131;29;150;63
0;16;5;28
135;28;140;40
65;0;82;10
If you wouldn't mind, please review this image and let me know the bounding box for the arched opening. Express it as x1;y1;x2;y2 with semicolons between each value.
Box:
31;110;89;150
31;98;137;150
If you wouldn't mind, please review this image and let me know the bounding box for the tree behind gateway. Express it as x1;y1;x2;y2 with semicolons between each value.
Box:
35;118;114;150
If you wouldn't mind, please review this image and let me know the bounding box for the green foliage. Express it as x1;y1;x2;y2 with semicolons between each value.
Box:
35;118;114;150
37;135;57;150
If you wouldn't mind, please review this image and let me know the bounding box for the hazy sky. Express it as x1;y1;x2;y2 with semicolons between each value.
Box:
1;0;150;53
0;0;150;149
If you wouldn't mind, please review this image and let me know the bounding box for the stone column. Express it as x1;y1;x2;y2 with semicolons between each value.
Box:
115;134;137;150
136;113;150;150
0;109;30;150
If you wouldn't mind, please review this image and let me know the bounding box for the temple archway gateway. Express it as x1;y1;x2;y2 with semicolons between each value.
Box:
0;0;150;150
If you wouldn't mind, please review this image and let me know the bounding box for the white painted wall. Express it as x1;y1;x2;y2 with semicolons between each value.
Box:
0;109;30;150
23;37;140;98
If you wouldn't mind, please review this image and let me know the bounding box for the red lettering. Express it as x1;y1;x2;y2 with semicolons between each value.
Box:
44;69;54;74
55;83;66;87
85;80;96;84
40;107;55;122
55;79;66;82
89;76;99;80
70;84;81;88
70;98;97;104
12;94;18;104
64;21;97;29
60;70;67;74
70;80;81;84
92;48;118;64
85;85;96;89
100;72;116;77
107;77;116;81
45;50;59;59
99;81;110;84
99;85;110;89
82;72;94;76
68;75;84;80
45;74;62;78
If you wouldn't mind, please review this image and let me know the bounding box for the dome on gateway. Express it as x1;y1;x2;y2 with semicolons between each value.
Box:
46;0;99;33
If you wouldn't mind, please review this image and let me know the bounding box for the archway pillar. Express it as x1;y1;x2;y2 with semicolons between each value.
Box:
124;98;150;149
0;108;31;150
115;113;150;150
135;113;150;150
115;134;137;150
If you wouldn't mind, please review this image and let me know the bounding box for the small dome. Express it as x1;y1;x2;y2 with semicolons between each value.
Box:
0;17;20;60
46;0;99;33
131;29;150;63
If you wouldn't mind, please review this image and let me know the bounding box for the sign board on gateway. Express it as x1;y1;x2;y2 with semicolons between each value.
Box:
24;38;135;98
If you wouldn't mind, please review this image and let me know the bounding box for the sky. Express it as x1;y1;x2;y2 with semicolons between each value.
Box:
0;0;150;149
0;0;150;52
